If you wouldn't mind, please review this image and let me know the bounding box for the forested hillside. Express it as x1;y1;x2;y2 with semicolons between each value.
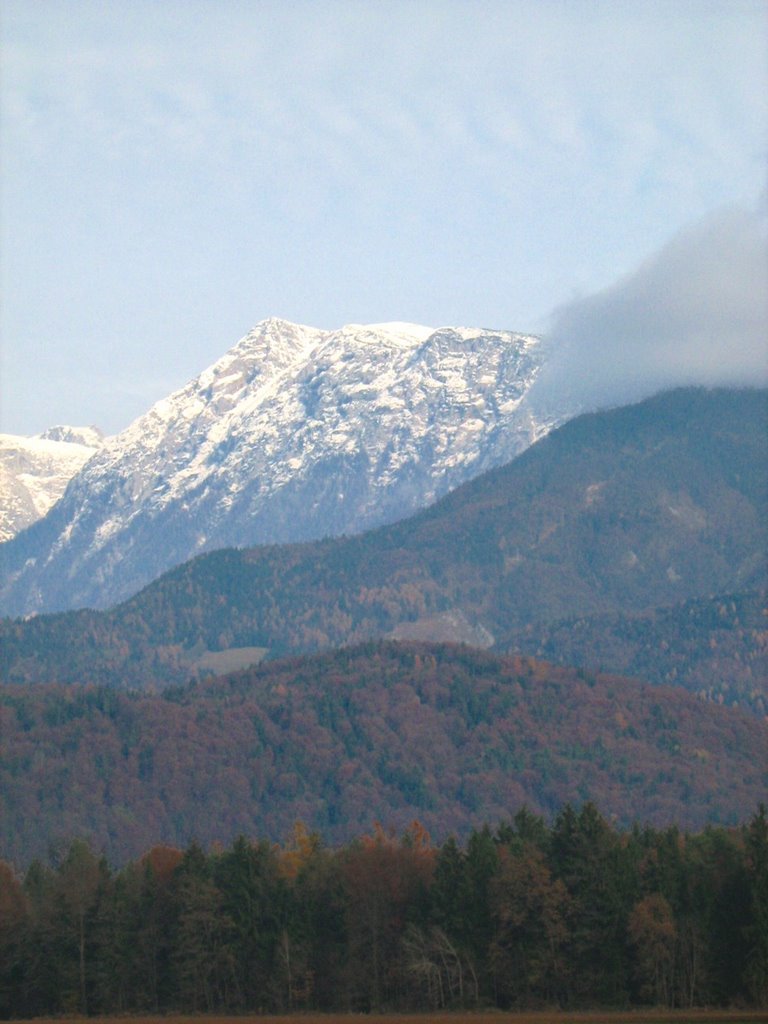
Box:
2;805;766;1015
1;388;765;701
1;642;765;868
1;390;765;1017
500;588;768;715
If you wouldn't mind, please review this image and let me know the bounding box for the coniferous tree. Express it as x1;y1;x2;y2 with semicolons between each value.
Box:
744;805;768;1005
550;803;633;1005
0;861;27;1017
2;808;767;1016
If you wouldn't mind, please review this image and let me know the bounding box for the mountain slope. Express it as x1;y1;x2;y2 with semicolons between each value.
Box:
1;641;764;866
0;318;547;617
0;427;102;541
1;388;764;697
498;589;768;716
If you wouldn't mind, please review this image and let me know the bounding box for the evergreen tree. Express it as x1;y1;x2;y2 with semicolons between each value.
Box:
744;805;768;1006
550;803;633;1005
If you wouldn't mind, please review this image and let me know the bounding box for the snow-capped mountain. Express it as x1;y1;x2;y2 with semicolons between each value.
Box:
0;318;553;616
0;427;103;542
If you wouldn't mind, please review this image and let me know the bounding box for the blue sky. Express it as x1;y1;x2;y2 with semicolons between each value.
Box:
2;0;766;435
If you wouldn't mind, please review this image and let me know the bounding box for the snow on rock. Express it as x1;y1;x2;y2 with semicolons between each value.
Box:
0;429;103;543
0;319;554;616
38;425;104;447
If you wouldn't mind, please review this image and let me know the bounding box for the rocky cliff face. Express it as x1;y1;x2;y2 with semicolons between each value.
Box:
0;427;102;542
0;318;552;615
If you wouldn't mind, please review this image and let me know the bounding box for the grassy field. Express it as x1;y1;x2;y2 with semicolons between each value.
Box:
14;1012;767;1024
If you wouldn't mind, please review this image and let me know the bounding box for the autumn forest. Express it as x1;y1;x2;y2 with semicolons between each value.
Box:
2;803;767;1017
1;390;766;1017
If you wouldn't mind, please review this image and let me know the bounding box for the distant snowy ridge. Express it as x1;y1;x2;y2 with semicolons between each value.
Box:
0;318;552;616
0;428;103;542
38;425;104;447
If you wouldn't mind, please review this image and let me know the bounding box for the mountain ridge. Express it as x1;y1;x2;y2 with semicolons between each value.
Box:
0;318;549;617
2;387;764;711
0;427;103;542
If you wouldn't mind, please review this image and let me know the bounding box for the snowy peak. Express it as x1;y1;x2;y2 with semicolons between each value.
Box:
38;425;104;447
0;319;552;616
365;321;435;342
203;317;323;380
127;319;324;441
0;428;103;542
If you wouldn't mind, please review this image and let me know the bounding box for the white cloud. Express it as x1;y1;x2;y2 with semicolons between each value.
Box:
4;1;765;189
531;204;768;414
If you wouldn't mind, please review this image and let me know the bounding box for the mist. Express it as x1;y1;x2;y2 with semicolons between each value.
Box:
529;204;768;416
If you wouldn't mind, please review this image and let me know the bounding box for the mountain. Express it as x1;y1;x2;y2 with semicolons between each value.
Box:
0;427;103;542
0;318;548;617
1;641;764;866
2;388;764;701
498;588;768;716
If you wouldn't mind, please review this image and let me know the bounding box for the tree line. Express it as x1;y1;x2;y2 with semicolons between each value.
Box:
1;802;766;1016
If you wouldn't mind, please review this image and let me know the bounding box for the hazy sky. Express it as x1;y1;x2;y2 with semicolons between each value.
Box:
2;0;767;436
